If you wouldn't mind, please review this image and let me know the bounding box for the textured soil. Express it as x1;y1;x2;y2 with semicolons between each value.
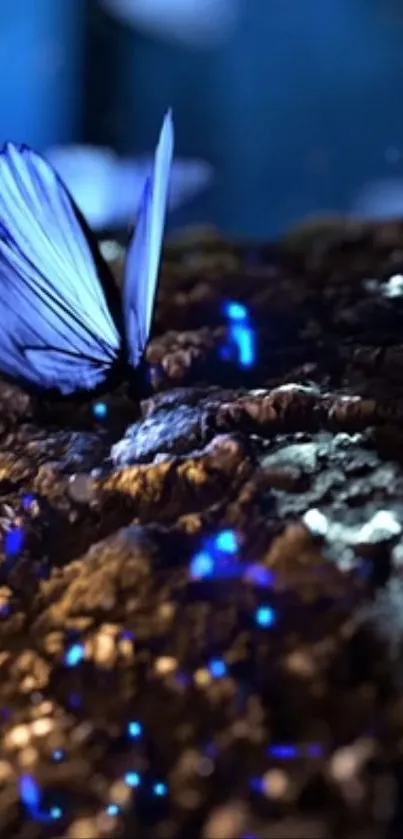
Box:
3;219;403;837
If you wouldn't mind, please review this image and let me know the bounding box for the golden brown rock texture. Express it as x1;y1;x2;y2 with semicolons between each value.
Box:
3;220;403;837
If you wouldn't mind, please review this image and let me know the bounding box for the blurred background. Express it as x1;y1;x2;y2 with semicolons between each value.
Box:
2;0;403;239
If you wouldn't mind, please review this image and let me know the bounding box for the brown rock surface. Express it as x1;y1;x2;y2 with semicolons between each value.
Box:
2;221;403;836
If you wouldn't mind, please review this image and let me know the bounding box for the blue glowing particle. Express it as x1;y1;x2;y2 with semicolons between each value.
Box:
106;803;120;816
49;806;62;820
52;749;64;762
153;781;167;796
224;301;248;322
245;564;274;588
214;529;238;555
19;774;40;812
190;550;214;580
127;720;142;739
120;629;134;640
208;658;227;679
4;526;25;558
93;401;107;419
64;643;84;668
231;323;256;368
268;743;298;759
124;771;140;787
255;605;276;628
219;344;232;362
21;493;35;510
250;776;263;793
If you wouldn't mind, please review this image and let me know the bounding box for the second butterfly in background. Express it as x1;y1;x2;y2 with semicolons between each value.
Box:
45;144;213;232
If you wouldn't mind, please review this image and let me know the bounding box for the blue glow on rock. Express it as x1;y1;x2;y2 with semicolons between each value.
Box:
107;803;120;816
93;401;108;419
4;526;25;558
222;299;257;369
213;529;238;554
224;301;248;321
21;493;35;510
250;776;264;793
245;564;275;588
19;775;40;813
127;720;142;739
64;643;84;668
190;550;214;580
255;605;276;628
153;781;167;796
268;743;298;759
190;529;243;581
124;771;140;787
231;323;256;368
208;658;227;678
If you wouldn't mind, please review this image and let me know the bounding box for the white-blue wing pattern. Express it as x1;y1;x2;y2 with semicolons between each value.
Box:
0;144;121;394
123;111;174;367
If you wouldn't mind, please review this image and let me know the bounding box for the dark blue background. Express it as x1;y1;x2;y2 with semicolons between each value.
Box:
2;0;403;237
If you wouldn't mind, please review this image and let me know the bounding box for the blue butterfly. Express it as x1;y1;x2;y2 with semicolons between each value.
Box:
0;111;174;399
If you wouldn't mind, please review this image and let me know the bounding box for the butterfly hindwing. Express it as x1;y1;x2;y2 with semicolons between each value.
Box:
123;111;174;367
0;143;121;395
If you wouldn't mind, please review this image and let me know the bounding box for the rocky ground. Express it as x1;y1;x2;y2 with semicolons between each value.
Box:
2;219;403;837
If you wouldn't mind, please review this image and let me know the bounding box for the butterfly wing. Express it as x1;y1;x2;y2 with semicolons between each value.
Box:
123;110;174;367
0;143;122;395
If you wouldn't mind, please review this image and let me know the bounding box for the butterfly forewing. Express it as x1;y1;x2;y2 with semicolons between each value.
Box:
0;143;121;395
123;110;174;368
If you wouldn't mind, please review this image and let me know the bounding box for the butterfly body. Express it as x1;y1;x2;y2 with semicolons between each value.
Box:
0;112;174;401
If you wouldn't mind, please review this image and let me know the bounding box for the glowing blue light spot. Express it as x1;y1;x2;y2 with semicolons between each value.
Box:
19;774;40;812
124;771;140;787
190;550;214;580
231;323;256;368
52;749;64;762
50;806;62;820
107;803;120;816
225;301;248;321
219;344;232;362
127;720;142;739
255;606;276;628
4;526;25;558
93;401;107;419
21;494;35;510
120;629;134;640
64;643;84;668
153;781;167;796
245;564;274;588
250;776;263;793
268;743;298;759
214;529;238;554
208;658;227;678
